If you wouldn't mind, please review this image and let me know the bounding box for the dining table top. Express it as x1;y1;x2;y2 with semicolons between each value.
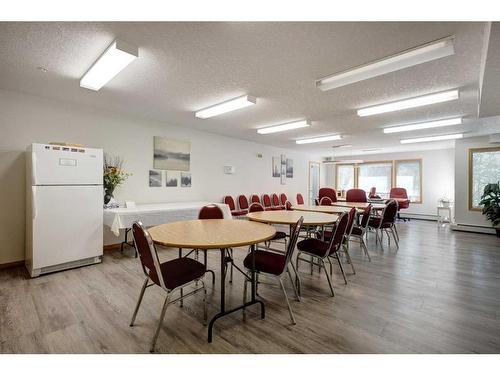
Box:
148;219;276;249
292;204;359;214
246;210;338;226
331;201;387;210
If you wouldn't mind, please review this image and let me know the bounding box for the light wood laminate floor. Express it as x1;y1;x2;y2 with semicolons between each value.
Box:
1;220;500;353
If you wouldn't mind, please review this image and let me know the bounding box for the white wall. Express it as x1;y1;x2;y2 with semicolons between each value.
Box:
454;136;496;229
321;148;455;218
0;89;312;264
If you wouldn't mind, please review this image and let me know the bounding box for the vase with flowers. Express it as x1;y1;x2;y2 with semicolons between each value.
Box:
103;154;131;207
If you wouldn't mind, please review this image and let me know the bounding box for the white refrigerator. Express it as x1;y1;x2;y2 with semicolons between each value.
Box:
26;143;103;277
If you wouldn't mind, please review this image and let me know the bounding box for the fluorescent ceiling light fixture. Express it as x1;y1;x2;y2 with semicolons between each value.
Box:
357;89;459;117
257;120;310;135
80;40;138;91
383;117;462;133
362;148;382;152
332;144;352;148
323;159;364;164
400;133;463;144
316;36;454;91
195;95;256;119
296;134;342;144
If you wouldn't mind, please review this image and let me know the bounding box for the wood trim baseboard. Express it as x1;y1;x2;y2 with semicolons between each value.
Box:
0;260;24;270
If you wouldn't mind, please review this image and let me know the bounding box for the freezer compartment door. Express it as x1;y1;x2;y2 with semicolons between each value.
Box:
30;143;103;185
31;185;103;269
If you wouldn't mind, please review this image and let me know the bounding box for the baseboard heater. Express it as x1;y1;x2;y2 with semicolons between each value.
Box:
450;223;496;234
28;256;102;277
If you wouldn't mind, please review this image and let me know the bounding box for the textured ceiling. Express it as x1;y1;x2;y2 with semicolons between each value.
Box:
0;22;496;156
480;23;500;119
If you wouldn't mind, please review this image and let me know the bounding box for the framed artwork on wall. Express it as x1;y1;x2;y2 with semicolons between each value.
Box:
272;156;281;177
165;172;178;187
181;172;192;187
286;158;293;178
281;164;286;185
153;136;190;171
149;170;162;187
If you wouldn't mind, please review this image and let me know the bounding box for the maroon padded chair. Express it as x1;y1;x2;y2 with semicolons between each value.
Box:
285;201;293;210
248;203;288;246
319;196;333;206
238;194;250;212
261;194;274;211
296;193;305;205
346;188;367;203
319;187;338;203
223;196;247;217
130;221;207;352
242;217;304;324
389;187;410;221
368;187;381;199
250;194;261;204
296;212;350;294
368;199;399;249
199;205;232;282
280;193;288;207
271;193;283;210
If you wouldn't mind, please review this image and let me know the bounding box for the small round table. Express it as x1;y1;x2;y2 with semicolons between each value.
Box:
292;204;355;215
332;201;386;210
246;210;338;226
148;219;276;343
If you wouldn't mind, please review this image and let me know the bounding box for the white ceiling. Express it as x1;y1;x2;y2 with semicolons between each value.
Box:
0;22;498;156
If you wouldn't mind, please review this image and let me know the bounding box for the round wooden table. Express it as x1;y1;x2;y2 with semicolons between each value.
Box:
332;201;386;210
148;219;276;343
246;210;337;226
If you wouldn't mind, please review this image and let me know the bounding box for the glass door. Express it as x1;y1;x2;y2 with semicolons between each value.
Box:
309;161;320;205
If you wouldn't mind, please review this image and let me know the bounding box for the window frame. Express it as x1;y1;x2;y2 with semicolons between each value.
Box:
468;147;500;211
355;160;394;198
394;159;423;204
335;163;356;192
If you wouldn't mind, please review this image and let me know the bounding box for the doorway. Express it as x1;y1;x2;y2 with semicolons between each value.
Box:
308;161;320;205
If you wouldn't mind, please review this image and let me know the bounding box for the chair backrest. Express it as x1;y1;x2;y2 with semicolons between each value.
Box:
296;193;305;205
250;194;261;204
238;194;249;210
285;200;293;210
319;187;337;203
248;202;265;213
390;187;408;199
328;212;349;255
346;188;367;203
271;193;281;207
344;207;357;241
280;193;288;206
262;194;272;208
199;204;224;219
223;196;236;211
359;204;373;228
319;196;333;206
283;217;304;269
132;222;165;289
382;199;398;225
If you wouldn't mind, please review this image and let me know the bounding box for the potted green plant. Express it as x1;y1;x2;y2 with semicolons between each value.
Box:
103;154;131;207
479;182;500;237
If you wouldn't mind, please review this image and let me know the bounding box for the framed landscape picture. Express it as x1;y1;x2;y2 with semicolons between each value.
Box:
286;158;293;178
272;156;281;177
153;136;190;171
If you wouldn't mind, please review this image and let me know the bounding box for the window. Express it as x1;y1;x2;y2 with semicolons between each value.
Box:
336;164;355;192
395;160;422;203
469;147;500;210
357;162;392;198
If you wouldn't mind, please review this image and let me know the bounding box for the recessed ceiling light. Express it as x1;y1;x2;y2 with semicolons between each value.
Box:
400;133;463;144
195;95;256;119
316;36;454;91
257;120;310;135
383;117;462;133
357;89;459;117
37;66;48;73
80;40;138;91
296;134;342;144
332;144;352;148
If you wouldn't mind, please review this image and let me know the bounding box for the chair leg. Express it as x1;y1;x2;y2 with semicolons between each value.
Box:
344;244;356;274
310;255;314;275
294;255;302;297
335;252;348;284
130;277;148;326
202;280;208;325
278;277;296;325
361;236;371;261
287;266;300;302
229;249;234;284
391;228;399;249
321;259;335;297
326;256;333;276
150;293;171;352
393;224;400;241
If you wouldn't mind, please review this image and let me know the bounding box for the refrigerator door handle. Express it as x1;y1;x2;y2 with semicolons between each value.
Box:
32;186;37;220
31;151;37;186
